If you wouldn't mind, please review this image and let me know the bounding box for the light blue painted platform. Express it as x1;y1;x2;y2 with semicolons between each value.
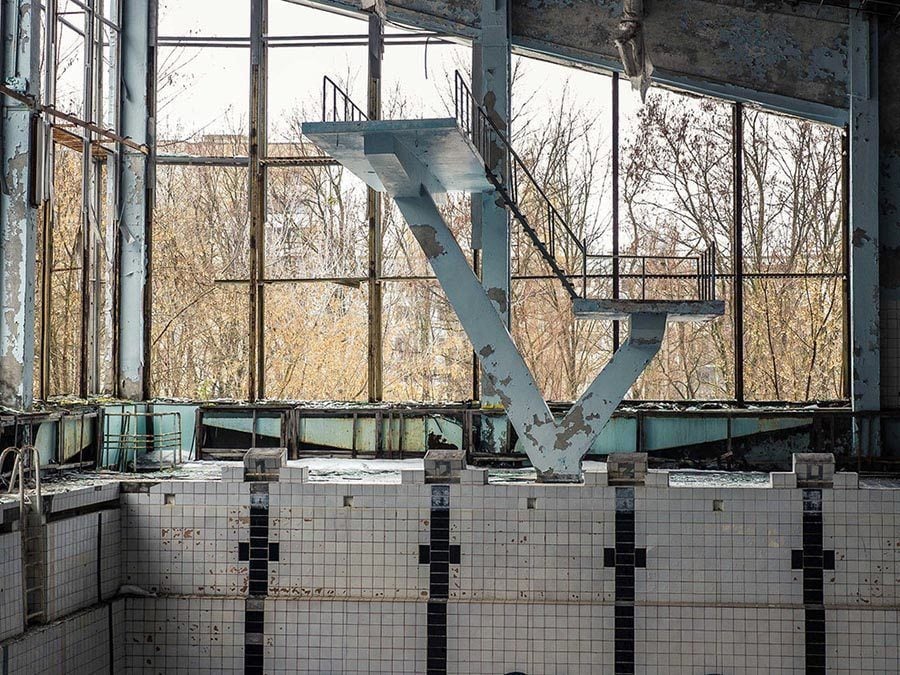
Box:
302;118;491;195
573;298;725;321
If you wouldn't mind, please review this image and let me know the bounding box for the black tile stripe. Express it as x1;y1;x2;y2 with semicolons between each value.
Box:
604;487;645;675
97;512;103;604
427;484;451;675
243;486;273;675
797;488;830;675
107;601;115;675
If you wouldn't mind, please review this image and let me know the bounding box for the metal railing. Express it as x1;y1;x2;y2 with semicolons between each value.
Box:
454;70;584;298
321;76;368;123
0;446;42;514
455;70;719;304
698;244;717;301
101;411;183;472
314;71;719;305
585;245;718;302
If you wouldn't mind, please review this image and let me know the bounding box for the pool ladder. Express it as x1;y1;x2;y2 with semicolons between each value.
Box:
1;446;46;625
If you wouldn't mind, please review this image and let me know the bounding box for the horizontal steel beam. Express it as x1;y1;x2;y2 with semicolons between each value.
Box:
0;83;148;153
156;154;338;167
297;0;851;120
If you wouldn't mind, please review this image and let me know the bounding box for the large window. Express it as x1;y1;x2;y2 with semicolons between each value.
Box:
146;2;847;405
619;83;735;400
37;0;123;399
741;110;846;401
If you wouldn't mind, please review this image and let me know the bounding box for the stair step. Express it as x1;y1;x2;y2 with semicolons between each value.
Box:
486;175;580;300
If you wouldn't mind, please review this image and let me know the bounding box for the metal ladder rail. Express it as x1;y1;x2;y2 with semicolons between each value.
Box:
483;170;581;299
1;446;46;625
454;70;585;300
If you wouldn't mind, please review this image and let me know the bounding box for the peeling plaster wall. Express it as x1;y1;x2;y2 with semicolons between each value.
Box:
511;0;849;109
0;112;36;408
0;0;40;410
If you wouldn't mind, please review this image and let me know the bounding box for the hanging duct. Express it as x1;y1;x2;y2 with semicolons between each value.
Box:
360;0;386;18
615;0;654;99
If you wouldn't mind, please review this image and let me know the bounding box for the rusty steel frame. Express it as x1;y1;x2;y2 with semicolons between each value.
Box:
733;101;746;404
14;0;854;420
248;0;268;401
29;0;139;403
206;50;850;409
366;8;384;403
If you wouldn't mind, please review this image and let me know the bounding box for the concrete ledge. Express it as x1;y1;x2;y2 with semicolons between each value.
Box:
220;465;244;482
424;448;466;484
41;483;119;515
0;500;21;527
770;472;798;489
401;469;425;485
278;466;309;483
645;470;670;487
606;453;648;485
573;298;725;322
244;448;286;482
460;468;488;485
793;453;835;487
583;470;608;487
833;472;859;489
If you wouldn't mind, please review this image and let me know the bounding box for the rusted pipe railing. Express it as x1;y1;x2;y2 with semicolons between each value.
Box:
322;76;368;122
1;446;42;515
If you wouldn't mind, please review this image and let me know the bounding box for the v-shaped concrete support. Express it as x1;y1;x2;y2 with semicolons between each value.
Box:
392;188;666;481
302;122;674;481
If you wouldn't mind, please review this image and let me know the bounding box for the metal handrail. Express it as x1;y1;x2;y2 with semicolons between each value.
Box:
321;76;368;123
584;245;718;302
101;411;183;472
452;70;723;305
1;446;42;515
454;71;585;298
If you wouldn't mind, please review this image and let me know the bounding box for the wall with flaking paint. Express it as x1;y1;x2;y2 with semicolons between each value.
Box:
302;0;850;111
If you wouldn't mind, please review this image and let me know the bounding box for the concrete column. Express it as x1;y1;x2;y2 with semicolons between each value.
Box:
472;0;511;450
117;0;153;399
366;10;384;402
0;0;40;410
248;0;268;400
878;18;900;453
848;12;880;454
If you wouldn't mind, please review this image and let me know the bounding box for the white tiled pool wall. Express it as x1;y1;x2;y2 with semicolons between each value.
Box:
0;489;124;674
0;468;897;674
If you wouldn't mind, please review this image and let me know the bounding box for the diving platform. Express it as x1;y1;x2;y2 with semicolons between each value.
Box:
573;299;725;321
302;75;725;481
302;118;491;196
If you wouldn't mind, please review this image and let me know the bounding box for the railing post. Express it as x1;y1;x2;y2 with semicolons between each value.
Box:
641;257;647;299
697;255;702;300
582;239;588;298
548;206;554;258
